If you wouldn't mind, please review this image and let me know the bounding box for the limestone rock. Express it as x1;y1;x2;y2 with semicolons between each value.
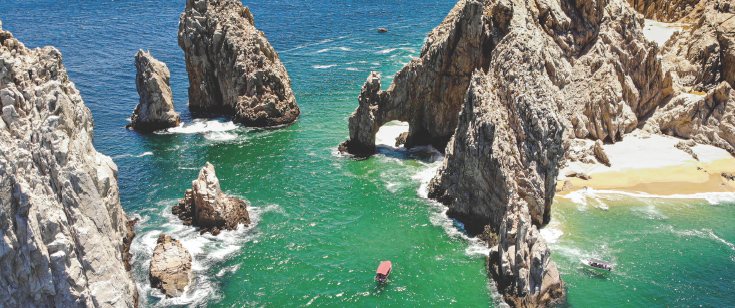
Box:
722;172;735;181
0;21;138;307
172;162;250;235
178;0;299;127
339;0;484;155
558;181;575;192
127;50;180;132
593;140;611;167
395;132;408;147
149;234;192;298
675;140;700;160
625;0;703;22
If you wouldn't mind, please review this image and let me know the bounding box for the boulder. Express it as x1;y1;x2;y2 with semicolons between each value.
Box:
172;162;250;235
127;49;180;132
178;0;299;127
149;234;192;298
0;21;138;307
593;140;611;167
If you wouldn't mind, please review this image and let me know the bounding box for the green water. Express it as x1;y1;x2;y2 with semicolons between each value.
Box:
2;0;735;306
548;191;735;307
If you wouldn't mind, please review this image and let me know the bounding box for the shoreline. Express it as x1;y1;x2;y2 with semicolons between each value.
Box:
556;132;735;198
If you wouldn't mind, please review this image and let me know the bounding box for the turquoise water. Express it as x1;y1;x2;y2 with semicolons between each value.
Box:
2;1;735;307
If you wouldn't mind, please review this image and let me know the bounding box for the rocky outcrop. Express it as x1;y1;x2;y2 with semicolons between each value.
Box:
675;139;700;160
178;0;299;127
593;140;611;167
625;0;703;22
127;50;180;132
0;21;138;307
172;162;250;235
149;234;191;298
338;0;484;154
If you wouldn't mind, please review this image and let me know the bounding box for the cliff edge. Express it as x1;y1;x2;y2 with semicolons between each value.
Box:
0;21;138;307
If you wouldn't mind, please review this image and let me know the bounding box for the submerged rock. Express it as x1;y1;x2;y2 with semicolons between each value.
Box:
150;234;192;298
127;49;180;132
178;0;299;127
172;162;250;235
0;21;138;307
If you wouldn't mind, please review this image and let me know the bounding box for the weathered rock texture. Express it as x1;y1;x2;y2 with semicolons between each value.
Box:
178;0;299;127
339;0;484;154
641;0;735;155
127;49;180;132
149;234;191;298
626;0;703;22
0;21;138;307
172;162;250;235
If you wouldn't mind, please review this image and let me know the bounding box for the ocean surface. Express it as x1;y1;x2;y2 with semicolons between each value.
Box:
1;0;734;307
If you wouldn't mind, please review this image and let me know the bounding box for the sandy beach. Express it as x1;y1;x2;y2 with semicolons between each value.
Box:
556;130;735;197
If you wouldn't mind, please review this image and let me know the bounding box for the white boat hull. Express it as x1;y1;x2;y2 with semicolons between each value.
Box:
582;260;612;272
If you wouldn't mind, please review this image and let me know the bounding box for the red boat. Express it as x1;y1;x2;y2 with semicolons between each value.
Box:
375;261;392;282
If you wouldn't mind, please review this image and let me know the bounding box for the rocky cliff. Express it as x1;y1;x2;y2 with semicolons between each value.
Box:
339;0;483;155
127;50;180;132
178;0;300;127
340;0;689;305
0;21;138;307
149;234;191;298
625;0;702;22
172;162;250;235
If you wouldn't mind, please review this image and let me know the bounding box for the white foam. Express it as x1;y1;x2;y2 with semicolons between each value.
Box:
112;151;154;159
345;67;359;71
158;119;242;141
374;121;409;147
131;197;265;307
558;188;735;206
313;64;337;69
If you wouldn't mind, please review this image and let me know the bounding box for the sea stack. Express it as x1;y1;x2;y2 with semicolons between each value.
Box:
149;234;192;298
178;0;300;127
127;49;181;132
0;21;138;307
172;162;250;235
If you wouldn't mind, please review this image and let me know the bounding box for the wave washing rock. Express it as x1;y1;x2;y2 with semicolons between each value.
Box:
127;49;180;132
341;0;685;306
0;21;138;307
172;162;250;235
178;0;300;127
149;234;192;298
339;0;483;155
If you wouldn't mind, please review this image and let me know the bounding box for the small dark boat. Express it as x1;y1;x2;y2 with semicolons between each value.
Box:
375;261;392;282
378;28;388;33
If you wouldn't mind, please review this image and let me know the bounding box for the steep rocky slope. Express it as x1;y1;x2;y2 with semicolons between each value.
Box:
626;0;703;22
0;21;138;307
178;0;300;127
340;0;693;306
127;49;180;132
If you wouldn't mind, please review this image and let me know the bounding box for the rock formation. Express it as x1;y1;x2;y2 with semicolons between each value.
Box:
0;21;138;307
172;162;250;235
178;0;300;127
593;140;611;167
338;0;484;154
149;234;192;298
127;50;180;132
625;0;702;22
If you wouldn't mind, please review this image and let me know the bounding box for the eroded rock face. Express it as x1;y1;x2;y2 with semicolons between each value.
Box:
127;50;180;132
178;0;299;127
0;21;138;307
149;234;192;298
626;0;702;22
172;162;250;235
339;0;484;154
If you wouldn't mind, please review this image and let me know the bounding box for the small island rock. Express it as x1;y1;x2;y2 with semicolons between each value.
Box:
149;234;192;298
127;50;181;132
173;162;250;235
178;0;300;126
